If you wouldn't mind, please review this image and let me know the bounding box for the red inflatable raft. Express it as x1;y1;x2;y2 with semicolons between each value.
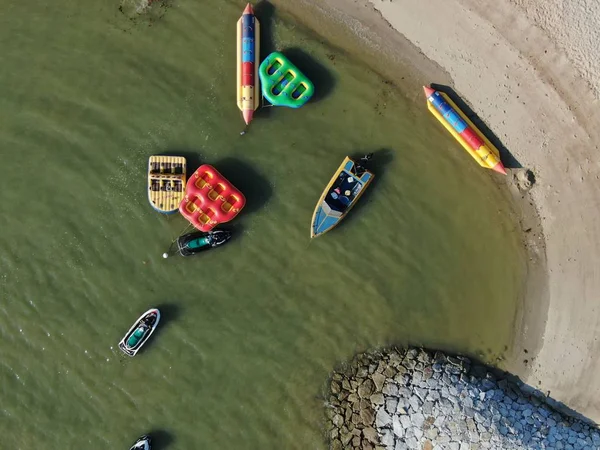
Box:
179;165;246;232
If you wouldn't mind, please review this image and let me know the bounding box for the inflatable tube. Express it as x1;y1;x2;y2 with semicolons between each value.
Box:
179;165;246;232
259;52;314;109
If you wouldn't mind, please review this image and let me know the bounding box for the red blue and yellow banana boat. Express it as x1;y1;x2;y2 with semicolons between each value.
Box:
424;86;506;175
236;4;261;125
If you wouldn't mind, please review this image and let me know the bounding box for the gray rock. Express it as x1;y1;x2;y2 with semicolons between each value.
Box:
383;382;399;396
414;387;428;402
422;400;434;415
425;427;439;440
403;358;416;370
464;407;476;418
348;392;360;405
341;430;353;446
376;408;392;428
427;377;440;388
422;366;433;381
474;412;486;424
411;412;425;428
413;367;423;385
426;389;441;402
358;379;375;398
356;366;368;378
371;393;385;406
437;434;451;444
469;430;480;443
400;414;412;430
398;386;411;398
414;427;423;440
405;436;418;448
433;415;446;428
396;398;409;413
360;406;375;425
330;427;339;440
372;372;386;392
388;351;403;367
386;398;398;415
394;441;409;450
442;373;452;386
447;356;462;366
408;395;422;412
332;414;344;427
392;416;404;438
445;364;462;375
439;400;453;415
381;429;395;447
363;427;379;444
462;396;474;410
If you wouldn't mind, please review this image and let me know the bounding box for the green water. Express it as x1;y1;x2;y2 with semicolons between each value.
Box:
0;0;525;448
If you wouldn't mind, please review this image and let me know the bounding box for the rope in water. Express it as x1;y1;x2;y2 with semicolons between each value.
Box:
163;222;196;258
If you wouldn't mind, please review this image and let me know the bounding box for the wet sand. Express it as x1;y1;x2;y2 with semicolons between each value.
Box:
287;0;600;422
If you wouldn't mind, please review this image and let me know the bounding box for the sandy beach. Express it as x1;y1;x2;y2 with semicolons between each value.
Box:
286;0;600;422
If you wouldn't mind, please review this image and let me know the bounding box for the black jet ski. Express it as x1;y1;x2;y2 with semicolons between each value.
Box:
129;435;151;450
163;230;232;258
118;309;160;357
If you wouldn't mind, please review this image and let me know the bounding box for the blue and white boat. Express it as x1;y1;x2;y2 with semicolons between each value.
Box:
310;154;374;238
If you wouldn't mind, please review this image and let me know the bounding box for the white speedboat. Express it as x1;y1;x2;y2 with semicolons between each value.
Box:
118;309;160;357
129;435;151;450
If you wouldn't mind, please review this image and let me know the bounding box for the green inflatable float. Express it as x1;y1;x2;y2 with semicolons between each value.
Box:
258;52;314;109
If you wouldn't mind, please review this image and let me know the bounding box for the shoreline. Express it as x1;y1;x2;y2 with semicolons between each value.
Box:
325;347;600;449
277;0;600;421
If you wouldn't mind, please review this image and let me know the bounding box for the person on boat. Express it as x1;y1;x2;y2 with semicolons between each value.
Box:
353;153;373;177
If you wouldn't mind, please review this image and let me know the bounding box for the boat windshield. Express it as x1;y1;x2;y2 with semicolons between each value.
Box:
324;172;363;213
187;236;210;249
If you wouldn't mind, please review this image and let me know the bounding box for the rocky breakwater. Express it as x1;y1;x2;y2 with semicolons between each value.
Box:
325;348;599;449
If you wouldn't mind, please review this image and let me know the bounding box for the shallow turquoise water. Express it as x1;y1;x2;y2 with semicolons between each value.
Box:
0;0;525;448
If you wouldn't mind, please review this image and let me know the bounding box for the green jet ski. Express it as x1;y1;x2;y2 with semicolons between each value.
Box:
163;230;233;258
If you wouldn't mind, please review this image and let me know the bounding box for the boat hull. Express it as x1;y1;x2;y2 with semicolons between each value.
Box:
311;156;374;238
118;309;160;357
